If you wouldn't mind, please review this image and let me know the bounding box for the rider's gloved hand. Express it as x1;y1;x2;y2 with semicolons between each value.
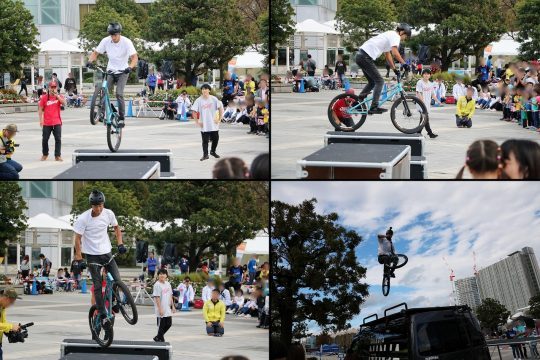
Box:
118;244;127;254
393;68;401;76
123;67;132;74
86;62;93;69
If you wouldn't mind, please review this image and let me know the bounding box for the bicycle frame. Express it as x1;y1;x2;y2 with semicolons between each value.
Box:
346;75;407;116
95;67;117;127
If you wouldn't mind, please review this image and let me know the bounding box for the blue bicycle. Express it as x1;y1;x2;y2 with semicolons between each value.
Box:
87;253;138;347
89;64;123;152
327;73;428;133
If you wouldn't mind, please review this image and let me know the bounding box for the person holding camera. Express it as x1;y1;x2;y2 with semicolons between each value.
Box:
73;190;126;327
87;22;138;128
0;124;22;180
38;81;66;161
0;288;22;359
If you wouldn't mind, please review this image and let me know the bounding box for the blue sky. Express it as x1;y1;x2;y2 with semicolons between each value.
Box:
272;182;540;331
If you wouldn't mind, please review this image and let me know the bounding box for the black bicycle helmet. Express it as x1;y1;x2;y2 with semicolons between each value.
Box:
107;22;122;35
89;190;105;205
396;23;412;37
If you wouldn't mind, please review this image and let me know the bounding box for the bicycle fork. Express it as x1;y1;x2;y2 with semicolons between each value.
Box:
400;92;413;117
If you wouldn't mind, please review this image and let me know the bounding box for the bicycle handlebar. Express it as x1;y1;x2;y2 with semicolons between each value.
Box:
87;253;120;268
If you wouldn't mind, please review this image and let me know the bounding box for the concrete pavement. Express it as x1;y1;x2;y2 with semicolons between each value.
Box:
271;89;540;179
2;290;268;360
2;107;268;179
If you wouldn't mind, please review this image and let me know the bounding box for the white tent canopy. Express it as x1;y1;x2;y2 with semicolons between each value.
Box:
233;50;265;69
296;19;339;34
237;230;269;255
487;38;520;56
28;213;73;230
40;38;83;53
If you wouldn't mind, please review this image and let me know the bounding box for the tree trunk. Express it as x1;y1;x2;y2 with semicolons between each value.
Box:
280;308;294;346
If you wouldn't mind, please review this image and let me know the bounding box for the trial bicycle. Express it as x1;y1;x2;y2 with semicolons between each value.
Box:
87;253;138;347
382;253;408;296
327;72;428;133
89;64;124;152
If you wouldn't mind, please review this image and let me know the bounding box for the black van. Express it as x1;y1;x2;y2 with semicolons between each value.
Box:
348;302;491;359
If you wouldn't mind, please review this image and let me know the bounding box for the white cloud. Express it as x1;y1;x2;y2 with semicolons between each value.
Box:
272;181;540;329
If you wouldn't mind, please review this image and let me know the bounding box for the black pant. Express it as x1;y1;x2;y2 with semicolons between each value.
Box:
418;114;435;136
19;84;27;96
86;253;122;315
163;108;176;119
356;51;385;108
156;316;172;339
148;269;155;278
201;131;219;156
158;83;164;91
21;270;29;278
42;125;62;157
456;115;472;128
222;93;234;108
249;118;257;133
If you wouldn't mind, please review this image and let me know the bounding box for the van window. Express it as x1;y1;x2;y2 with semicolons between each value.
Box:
416;319;469;356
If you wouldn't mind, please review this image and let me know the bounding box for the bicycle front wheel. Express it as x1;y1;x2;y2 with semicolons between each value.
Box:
327;93;368;131
390;95;427;134
112;281;138;325
106;119;122;152
90;87;104;125
88;305;113;347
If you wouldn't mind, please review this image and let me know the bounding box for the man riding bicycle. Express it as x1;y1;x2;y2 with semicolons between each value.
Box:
356;24;412;114
378;227;398;278
73;190;127;327
87;22;138;128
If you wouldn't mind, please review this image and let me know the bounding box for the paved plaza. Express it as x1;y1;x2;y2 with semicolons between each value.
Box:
272;89;540;179
2;107;268;179
2;289;268;360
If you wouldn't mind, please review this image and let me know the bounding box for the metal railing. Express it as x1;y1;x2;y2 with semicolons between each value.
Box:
486;337;540;359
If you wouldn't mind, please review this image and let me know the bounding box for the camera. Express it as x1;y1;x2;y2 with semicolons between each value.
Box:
6;322;33;343
4;139;19;155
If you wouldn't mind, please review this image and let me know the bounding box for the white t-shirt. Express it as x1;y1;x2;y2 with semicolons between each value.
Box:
192;95;223;132
153;280;173;317
95;36;137;73
233;295;245;307
220;288;232;306
377;235;394;256
73;208;118;255
416;79;435;111
453;83;466;100
202;285;214;302
360;31;401;60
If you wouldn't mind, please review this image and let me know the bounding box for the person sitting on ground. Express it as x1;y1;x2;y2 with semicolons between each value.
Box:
500;139;540;179
238;293;258;317
452;76;467;102
432;78;447;105
175;90;192;119
223;100;237;123
218;283;233;310
456;87;476;128
160;98;177;120
456;140;500;179
203;289;226;337
476;87;491;109
255;98;268;135
226;289;245;314
212;157;249;179
175;276;195;308
377;227;398;278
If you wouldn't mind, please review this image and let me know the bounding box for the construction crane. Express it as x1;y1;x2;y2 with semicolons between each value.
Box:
442;256;457;305
473;251;479;276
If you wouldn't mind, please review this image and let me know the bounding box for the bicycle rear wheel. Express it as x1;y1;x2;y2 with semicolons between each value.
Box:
88;305;113;347
106;117;122;152
90;87;104;125
390;95;427;134
327;93;368;131
394;254;408;269
382;274;390;296
112;281;138;325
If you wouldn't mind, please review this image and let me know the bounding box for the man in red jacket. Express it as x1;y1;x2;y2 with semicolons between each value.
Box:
38;81;66;161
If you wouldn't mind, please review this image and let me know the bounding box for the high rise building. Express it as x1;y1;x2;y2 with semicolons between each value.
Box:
22;0;80;42
455;276;481;310
476;247;540;314
289;0;337;23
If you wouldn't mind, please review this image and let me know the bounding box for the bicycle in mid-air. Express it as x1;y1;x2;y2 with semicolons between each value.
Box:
382;253;408;296
89;64;124;152
327;72;428;134
87;253;138;347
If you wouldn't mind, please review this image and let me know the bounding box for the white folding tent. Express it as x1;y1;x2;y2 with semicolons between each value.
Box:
37;38;84;90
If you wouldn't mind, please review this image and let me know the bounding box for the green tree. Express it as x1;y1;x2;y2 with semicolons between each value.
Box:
270;0;295;63
516;0;540;60
142;182;267;271
78;5;142;60
71;182;144;246
0;0;40;74
271;199;369;346
258;9;270;69
402;0;506;71
529;294;540;319
0;183;28;250
476;298;510;332
144;0;250;85
95;0;148;26
237;0;269;50
335;0;396;51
